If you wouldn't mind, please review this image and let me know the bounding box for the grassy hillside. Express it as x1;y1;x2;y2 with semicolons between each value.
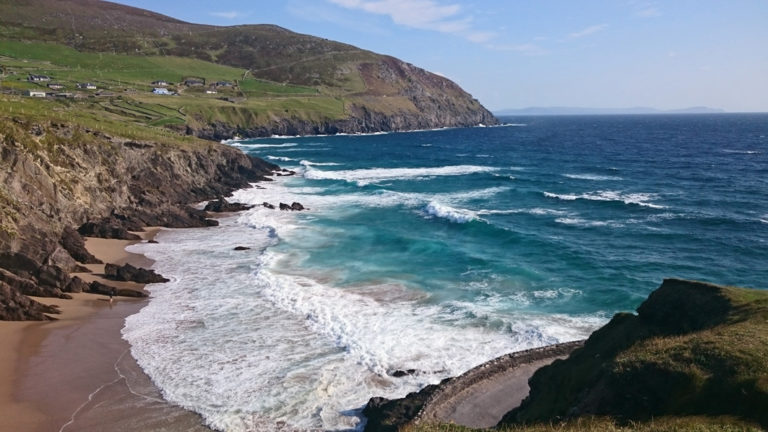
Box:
0;0;497;137
501;279;768;429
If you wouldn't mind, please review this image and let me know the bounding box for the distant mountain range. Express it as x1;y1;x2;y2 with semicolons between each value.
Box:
495;106;726;116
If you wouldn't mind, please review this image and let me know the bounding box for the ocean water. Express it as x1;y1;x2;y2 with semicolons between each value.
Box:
123;114;768;431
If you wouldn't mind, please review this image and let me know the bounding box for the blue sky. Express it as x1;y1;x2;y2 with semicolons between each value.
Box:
115;0;768;112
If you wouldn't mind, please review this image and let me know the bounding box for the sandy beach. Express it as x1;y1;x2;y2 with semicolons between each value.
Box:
0;228;211;432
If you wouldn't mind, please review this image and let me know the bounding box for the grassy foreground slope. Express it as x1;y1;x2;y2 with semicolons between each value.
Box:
0;0;497;138
496;279;768;430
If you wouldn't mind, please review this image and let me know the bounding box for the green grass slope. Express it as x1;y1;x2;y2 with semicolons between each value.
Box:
501;279;768;428
0;0;497;137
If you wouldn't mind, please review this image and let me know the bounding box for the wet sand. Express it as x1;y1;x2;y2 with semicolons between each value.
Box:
0;228;211;432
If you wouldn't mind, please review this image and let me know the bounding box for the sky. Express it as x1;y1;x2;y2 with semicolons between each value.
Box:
113;0;768;112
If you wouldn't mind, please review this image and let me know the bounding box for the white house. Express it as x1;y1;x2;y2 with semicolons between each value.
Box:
25;90;47;97
152;87;171;95
28;74;51;82
77;83;97;90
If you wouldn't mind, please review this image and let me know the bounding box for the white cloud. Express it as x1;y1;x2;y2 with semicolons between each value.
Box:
568;24;608;39
327;0;492;43
210;11;242;20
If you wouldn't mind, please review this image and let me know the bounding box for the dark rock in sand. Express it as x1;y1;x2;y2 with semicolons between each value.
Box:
89;280;147;298
0;280;60;320
204;197;254;212
45;246;90;273
262;202;275;209
116;288;148;298
104;263;169;284
147;239;159;244
205;219;219;227
0;252;41;277
132;206;215;229
36;264;72;290
60;227;102;264
233;246;251;251
0;267;38;296
78;219;141;240
279;203;291;211
65;276;89;293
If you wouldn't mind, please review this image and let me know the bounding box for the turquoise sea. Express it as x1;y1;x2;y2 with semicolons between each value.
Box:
123;114;768;431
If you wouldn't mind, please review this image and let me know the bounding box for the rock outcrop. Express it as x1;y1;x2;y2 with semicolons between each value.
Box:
204;197;254;213
0;118;277;320
104;263;169;284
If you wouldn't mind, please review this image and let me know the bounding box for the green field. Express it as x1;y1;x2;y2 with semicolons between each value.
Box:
0;41;350;134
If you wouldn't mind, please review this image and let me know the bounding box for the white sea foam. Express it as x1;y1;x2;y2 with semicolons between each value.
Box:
230;142;298;149
563;173;623;181
230;179;510;229
723;149;761;154
299;160;342;167
544;190;665;209
122;219;604;431
266;155;296;162
304;165;498;186
555;217;623;228
424;201;477;223
477;207;568;217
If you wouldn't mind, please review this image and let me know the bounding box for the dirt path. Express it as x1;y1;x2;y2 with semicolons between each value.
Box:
417;341;584;428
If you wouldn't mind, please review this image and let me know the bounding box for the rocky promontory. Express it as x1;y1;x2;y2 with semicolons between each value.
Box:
365;279;768;431
0;117;278;320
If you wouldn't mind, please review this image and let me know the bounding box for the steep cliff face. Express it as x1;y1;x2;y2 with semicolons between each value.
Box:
0;117;277;319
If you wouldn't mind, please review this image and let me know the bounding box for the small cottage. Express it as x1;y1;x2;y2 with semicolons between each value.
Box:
152;87;171;95
25;90;47;97
77;83;97;90
28;74;51;82
47;83;64;90
151;80;169;87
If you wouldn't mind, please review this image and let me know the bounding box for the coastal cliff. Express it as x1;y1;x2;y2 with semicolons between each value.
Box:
0;116;277;320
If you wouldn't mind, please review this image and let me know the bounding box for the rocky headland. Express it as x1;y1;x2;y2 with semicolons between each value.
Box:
0;117;277;320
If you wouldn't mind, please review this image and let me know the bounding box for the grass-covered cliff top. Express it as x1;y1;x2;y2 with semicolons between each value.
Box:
0;0;496;137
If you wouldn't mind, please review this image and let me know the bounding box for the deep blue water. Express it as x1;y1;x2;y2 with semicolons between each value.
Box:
249;114;768;311
124;114;768;431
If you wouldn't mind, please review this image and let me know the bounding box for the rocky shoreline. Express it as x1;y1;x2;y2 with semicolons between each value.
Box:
0;118;279;320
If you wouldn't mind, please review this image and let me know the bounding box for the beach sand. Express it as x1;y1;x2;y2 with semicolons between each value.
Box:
0;228;211;432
